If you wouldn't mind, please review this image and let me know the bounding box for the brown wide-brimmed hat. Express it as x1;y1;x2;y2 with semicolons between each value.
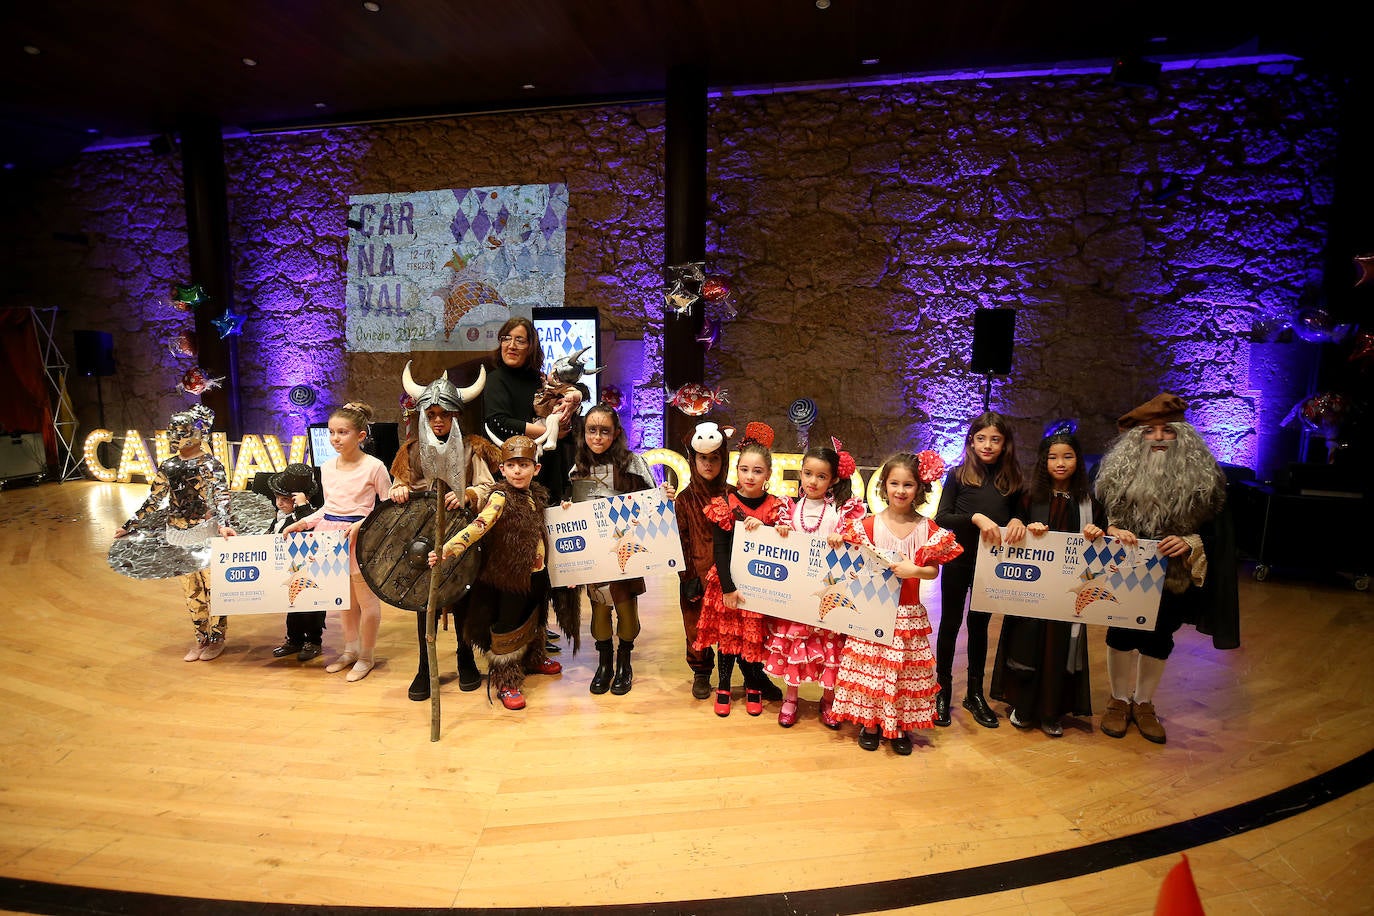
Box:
1118;393;1188;431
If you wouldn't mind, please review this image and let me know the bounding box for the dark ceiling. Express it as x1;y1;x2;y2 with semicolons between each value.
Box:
0;1;1352;172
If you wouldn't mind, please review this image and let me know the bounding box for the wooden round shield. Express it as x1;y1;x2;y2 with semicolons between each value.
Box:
356;493;481;612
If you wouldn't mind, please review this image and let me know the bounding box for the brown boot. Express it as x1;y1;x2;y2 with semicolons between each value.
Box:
1132;701;1166;744
1100;697;1131;738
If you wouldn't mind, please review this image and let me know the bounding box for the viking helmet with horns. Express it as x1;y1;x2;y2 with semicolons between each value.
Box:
547;345;603;385
401;361;486;415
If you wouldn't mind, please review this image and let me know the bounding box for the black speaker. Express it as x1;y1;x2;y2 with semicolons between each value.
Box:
73;330;116;377
970;308;1015;375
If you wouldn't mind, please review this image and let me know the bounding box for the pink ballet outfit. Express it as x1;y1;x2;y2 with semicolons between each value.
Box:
763;496;866;688
829;514;963;738
297;454;392;573
693;492;787;662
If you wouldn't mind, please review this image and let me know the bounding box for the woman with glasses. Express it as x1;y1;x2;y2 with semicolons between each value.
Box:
483;316;582;504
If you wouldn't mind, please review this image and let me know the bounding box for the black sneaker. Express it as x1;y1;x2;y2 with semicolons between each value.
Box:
691;672;713;700
297;642;322;662
271;640;301;658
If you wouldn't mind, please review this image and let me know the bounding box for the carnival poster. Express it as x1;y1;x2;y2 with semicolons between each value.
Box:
729;525;904;647
209;531;351;615
345;183;568;353
970;531;1167;630
544;488;684;588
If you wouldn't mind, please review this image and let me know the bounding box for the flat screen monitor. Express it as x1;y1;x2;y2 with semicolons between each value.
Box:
308;424;337;467
308;422;399;469
532;306;600;413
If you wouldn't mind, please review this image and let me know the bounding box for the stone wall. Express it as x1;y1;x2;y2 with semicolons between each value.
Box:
1;63;1338;480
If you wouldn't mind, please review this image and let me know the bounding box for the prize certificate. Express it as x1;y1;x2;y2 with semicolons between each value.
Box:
730;525;904;646
544;488;685;588
971;531;1167;630
209;531;351;615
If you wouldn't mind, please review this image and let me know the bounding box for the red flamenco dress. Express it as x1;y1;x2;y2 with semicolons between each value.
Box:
829;514;963;738
762;496;866;688
692;491;787;662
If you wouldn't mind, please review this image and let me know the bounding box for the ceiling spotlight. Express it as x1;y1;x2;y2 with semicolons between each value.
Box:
314;102;328;109
242;57;257;66
522;83;536;90
23;45;41;55
815;0;830;8
861;57;880;66
363;1;380;10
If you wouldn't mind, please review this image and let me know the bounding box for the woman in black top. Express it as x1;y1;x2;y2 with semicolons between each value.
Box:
483;316;580;504
933;412;1025;729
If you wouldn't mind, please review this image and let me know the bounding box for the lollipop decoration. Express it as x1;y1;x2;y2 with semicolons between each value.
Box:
787;397;818;449
601;385;624;411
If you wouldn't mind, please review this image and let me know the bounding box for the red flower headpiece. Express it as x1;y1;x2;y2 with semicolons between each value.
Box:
916;450;945;484
831;436;856;478
742;421;775;449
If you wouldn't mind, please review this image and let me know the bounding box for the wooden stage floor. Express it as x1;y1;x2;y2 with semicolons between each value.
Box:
0;481;1370;915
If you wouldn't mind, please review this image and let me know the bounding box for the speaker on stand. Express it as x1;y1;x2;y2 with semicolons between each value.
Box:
72;330;115;429
970;308;1016;412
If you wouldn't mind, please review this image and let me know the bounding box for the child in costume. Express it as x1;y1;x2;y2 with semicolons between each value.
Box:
694;421;787;718
933;411;1026;729
764;438;866;728
389;361;499;701
565;404;670;696
114;404;239;661
428;435;552;711
990;424;1105;736
267;462;326;661
830;451;963;755
284;402;392;682
673;421;734;700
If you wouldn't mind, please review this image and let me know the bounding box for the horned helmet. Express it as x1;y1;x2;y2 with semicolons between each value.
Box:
401;360;486;415
546;345;603;385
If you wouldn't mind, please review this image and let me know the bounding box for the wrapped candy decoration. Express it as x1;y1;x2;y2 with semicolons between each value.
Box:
1292;307;1354;345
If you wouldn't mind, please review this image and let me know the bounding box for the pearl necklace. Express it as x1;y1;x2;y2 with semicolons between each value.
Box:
796;497;828;534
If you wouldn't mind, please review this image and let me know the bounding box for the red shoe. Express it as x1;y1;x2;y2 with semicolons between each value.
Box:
498;687;526;710
526;657;562;676
819;697;842;730
746;689;763;716
714;689;731;717
777;698;798;728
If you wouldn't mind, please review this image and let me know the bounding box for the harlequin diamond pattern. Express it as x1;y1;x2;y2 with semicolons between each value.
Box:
1082;541;1168;594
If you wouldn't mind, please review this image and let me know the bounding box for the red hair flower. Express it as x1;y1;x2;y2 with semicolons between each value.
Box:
831;436;856;478
916;450;945;484
742;421;775;449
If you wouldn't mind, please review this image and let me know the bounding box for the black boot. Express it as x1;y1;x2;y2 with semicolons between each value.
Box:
589;639;614;695
610;640;634;695
457;641;481;692
409;652;431;702
934;683;951;727
962;685;1000;729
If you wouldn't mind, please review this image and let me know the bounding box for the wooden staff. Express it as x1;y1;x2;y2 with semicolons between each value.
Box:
425;480;446;741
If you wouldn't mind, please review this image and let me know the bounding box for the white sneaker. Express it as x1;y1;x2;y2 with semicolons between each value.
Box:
1009;708;1032;729
184;640;205;662
345;658;375;682
198;636;225;661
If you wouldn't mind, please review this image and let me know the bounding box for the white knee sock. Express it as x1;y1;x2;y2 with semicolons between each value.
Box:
1134;655;1167;705
1107;647;1137;701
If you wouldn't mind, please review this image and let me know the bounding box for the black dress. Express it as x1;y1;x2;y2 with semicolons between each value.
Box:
989;492;1105;724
